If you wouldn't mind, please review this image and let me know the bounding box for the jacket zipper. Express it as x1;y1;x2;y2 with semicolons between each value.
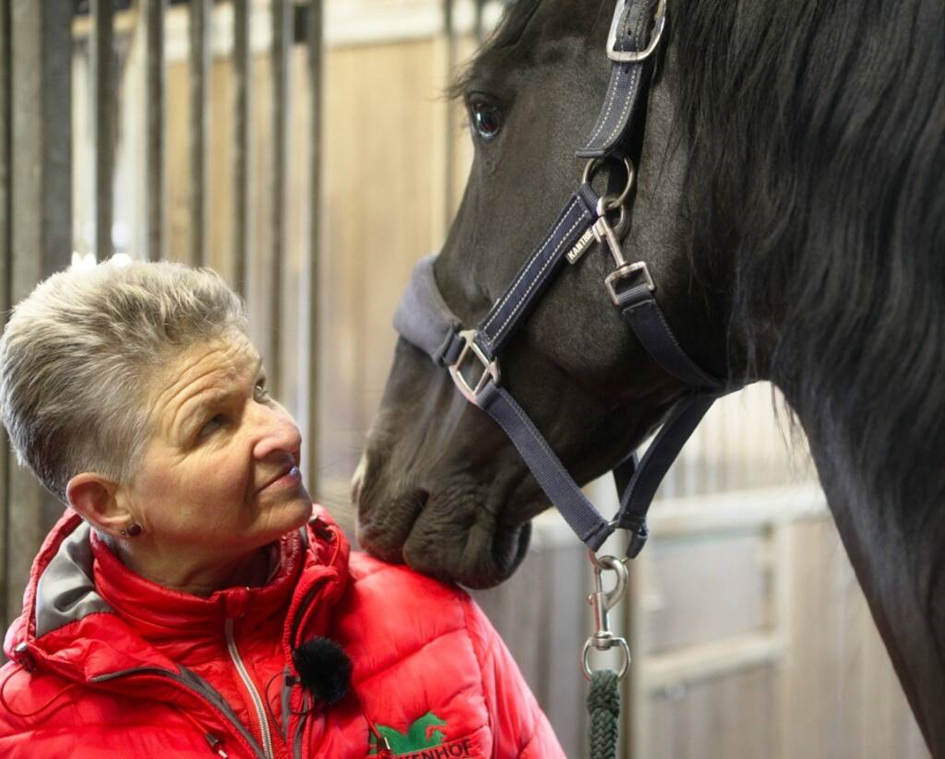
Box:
225;618;275;759
91;667;266;758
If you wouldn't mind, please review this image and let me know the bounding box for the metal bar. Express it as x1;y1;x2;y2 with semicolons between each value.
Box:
189;0;210;267
0;0;10;635
92;0;115;261
306;0;323;499
474;0;486;45
442;0;455;228
232;0;250;297
143;0;165;261
270;0;291;396
8;0;72;624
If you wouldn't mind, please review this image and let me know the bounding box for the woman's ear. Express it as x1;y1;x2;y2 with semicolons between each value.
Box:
66;473;129;537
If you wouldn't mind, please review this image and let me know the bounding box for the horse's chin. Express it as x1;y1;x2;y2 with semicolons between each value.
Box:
357;512;533;589
404;520;532;589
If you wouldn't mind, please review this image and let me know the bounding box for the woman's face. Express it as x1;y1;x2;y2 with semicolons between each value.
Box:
117;332;313;564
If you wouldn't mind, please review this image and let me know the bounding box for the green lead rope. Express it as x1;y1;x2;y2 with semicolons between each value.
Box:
587;669;620;759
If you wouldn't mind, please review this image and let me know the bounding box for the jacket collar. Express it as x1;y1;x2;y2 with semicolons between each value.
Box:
3;507;350;684
90;528;302;647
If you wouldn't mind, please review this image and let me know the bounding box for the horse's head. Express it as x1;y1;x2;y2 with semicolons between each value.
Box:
354;0;733;588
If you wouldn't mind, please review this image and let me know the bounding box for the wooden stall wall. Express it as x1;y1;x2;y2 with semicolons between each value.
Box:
58;3;929;758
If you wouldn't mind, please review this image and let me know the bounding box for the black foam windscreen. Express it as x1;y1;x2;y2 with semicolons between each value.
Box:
291;636;352;706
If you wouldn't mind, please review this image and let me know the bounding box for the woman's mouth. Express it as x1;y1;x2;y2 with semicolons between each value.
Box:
259;465;302;492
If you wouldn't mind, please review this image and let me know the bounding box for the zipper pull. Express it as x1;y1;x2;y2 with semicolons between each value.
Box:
205;734;229;758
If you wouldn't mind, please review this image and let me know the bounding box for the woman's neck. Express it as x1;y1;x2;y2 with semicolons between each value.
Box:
99;532;276;597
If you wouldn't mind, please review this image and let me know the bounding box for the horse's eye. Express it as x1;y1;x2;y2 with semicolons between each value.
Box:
471;102;503;141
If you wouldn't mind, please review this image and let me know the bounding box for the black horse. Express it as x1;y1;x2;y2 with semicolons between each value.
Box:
354;0;944;751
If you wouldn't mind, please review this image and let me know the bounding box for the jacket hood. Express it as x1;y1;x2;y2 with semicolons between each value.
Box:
3;507;350;687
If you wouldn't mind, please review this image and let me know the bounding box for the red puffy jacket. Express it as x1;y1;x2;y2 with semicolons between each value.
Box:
0;508;565;758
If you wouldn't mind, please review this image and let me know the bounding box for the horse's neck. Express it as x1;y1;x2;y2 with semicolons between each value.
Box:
799;409;945;753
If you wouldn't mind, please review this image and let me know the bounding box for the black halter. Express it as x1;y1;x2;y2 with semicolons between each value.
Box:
393;0;735;558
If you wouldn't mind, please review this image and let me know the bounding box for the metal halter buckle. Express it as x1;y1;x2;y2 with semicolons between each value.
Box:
448;329;500;406
605;261;656;306
607;0;667;64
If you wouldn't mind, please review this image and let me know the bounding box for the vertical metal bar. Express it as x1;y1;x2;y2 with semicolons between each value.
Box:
189;0;210;267
143;0;166;261
270;0;291;396
474;0;486;45
0;0;10;635
306;0;323;499
92;0;115;261
442;0;456;228
232;0;250;297
8;0;72;624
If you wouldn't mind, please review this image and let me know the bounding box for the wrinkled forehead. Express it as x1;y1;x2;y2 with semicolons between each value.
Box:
144;331;261;422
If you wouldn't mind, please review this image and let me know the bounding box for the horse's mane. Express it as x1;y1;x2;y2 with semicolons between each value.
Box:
674;0;944;564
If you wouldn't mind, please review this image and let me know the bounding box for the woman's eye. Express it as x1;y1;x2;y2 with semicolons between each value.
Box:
470;101;503;141
199;414;225;438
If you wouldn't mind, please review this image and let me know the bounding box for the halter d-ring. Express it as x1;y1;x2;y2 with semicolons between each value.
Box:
582;156;635;211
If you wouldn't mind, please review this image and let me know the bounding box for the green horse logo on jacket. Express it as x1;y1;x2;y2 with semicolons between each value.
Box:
369;711;446;755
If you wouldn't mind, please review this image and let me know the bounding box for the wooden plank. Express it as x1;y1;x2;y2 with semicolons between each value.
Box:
648;484;827;536
541;543;590;759
92;0;115;260
778;517;929;759
165;59;189;264
246;54;276;383
647;665;777;759
641;632;783;692
188;0;210;267
317;39;442;500
269;0;291;397
525;483;828;550
231;0;250;295
644;531;769;654
208;57;233;282
0;0;10;636
440;0;455;229
305;0;324;498
143;0;166;261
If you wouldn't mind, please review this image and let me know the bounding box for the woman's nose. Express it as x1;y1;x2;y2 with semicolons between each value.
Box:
252;403;302;461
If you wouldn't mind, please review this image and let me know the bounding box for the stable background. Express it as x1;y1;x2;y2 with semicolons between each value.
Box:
0;1;928;757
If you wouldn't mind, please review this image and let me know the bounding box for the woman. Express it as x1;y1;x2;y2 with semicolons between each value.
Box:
0;260;564;758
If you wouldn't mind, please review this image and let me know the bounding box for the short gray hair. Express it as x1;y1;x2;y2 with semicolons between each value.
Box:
0;260;248;502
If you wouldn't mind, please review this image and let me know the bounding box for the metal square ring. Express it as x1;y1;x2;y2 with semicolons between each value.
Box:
605;262;656;306
448;330;500;406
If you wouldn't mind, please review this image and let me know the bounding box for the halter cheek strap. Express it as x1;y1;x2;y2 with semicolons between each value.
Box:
392;0;735;557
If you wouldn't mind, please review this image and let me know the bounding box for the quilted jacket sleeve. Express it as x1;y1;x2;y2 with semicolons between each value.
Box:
461;595;567;759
